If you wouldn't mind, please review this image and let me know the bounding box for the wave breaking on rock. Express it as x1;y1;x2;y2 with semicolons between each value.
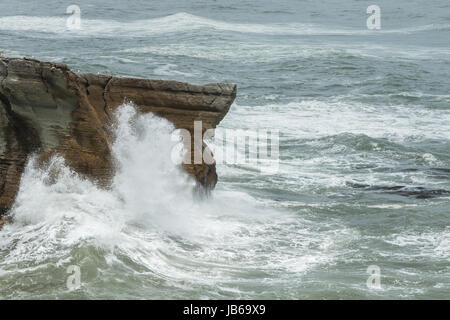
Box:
0;56;236;222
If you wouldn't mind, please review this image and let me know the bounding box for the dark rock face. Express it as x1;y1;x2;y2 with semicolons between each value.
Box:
0;57;236;221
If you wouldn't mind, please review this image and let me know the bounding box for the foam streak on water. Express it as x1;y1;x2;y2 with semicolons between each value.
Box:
1;13;449;36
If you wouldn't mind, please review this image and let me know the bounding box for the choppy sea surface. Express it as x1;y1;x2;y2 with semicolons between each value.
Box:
0;0;449;299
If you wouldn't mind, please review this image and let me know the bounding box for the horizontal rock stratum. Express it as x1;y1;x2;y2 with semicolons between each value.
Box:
0;57;236;221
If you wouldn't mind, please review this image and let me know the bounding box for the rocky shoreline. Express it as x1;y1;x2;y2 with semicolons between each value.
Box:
0;57;236;226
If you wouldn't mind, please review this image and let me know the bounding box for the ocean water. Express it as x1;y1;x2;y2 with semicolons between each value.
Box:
0;0;449;299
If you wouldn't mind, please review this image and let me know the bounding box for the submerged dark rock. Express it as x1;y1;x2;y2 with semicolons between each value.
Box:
347;182;450;199
0;57;236;223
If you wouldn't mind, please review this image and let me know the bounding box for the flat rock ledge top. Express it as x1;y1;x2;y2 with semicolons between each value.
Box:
0;57;236;224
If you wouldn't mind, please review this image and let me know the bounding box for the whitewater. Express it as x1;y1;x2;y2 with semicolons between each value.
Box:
0;104;350;299
1;0;449;299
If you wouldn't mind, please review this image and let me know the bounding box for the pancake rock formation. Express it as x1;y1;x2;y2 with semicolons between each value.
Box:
0;57;236;225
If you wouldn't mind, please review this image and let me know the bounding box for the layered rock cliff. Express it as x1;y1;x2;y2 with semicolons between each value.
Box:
0;57;236;223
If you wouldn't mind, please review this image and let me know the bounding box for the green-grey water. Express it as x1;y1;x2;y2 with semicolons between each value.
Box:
0;0;449;299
